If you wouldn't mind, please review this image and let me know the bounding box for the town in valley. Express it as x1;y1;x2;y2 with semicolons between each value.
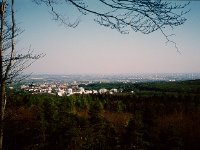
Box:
18;73;200;96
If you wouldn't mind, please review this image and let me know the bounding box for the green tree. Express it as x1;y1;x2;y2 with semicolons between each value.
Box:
159;125;184;150
0;1;43;148
142;103;159;149
123;112;146;150
89;100;104;121
1;0;190;149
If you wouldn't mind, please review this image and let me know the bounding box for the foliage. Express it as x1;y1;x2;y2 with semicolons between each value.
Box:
3;80;200;149
82;79;200;94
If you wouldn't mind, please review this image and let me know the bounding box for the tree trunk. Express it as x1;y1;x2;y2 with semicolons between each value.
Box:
0;1;5;150
0;81;6;150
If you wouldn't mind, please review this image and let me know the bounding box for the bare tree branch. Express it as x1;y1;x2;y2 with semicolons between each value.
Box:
0;1;44;149
34;0;189;51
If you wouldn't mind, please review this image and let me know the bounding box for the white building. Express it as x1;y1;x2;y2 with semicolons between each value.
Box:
57;88;65;96
110;88;118;93
85;90;93;94
21;85;28;89
48;87;52;93
99;88;107;94
79;87;85;94
67;88;73;95
93;90;98;94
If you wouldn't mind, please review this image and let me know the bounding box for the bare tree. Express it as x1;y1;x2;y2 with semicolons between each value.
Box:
34;0;189;50
0;0;189;149
0;1;43;149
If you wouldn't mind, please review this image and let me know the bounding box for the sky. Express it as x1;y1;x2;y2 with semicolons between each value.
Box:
14;0;200;75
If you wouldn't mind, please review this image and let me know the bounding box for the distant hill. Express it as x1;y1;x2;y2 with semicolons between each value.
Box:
81;79;200;94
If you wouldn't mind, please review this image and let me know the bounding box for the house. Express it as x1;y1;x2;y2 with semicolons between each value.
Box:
110;88;118;93
79;87;85;94
67;88;73;95
99;88;107;94
57;88;66;96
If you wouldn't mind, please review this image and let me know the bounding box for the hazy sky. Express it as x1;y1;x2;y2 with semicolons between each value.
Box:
15;1;200;74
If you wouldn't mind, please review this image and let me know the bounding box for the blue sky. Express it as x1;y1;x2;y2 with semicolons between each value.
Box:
15;1;200;74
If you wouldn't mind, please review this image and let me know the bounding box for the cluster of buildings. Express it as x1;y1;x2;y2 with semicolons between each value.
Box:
20;82;118;96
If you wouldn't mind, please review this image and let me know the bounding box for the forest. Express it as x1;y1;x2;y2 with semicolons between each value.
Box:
2;79;200;149
0;0;198;149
